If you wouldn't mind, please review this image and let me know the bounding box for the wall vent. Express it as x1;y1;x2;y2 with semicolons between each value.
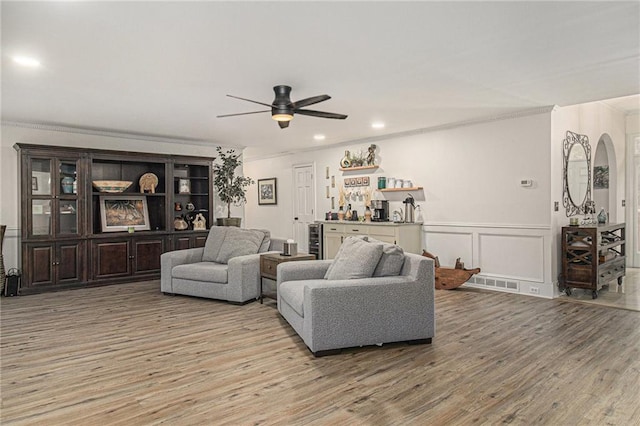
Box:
469;275;520;293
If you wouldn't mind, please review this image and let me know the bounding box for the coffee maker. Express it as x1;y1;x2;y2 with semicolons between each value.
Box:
371;200;389;222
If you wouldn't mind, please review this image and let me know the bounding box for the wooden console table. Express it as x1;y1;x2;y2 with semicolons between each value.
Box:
561;223;625;299
259;252;315;304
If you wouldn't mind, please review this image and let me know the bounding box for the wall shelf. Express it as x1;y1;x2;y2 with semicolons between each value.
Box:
379;187;423;192
339;165;379;172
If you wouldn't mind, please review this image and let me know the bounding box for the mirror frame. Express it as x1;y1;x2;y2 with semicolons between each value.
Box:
562;130;592;217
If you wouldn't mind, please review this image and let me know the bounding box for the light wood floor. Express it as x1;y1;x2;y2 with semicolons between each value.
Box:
559;267;640;312
1;281;639;425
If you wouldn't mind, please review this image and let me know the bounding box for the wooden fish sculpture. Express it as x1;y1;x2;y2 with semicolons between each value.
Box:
422;250;481;290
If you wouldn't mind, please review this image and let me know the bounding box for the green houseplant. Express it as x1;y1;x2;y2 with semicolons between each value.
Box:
213;147;254;227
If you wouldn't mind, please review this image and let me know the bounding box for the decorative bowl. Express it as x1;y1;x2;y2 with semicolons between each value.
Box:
92;180;133;193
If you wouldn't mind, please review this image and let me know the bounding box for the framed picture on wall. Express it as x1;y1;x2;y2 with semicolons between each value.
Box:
99;195;150;232
258;178;277;205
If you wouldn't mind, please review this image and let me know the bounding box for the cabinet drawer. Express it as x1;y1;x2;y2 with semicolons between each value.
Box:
324;224;345;234
260;257;278;279
368;226;396;237
345;225;366;235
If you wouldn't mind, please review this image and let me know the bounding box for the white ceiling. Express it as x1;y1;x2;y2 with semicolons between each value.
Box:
2;1;639;159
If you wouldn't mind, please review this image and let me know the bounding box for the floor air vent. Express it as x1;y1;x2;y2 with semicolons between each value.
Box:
469;275;520;292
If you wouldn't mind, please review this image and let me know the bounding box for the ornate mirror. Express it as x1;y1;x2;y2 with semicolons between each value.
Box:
562;131;592;216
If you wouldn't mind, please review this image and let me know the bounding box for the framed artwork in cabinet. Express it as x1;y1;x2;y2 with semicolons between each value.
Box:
99;195;150;232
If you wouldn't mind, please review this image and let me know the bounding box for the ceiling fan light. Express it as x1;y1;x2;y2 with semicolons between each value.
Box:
272;113;293;122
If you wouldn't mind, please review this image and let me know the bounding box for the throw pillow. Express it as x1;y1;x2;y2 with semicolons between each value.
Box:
369;237;405;277
257;229;271;253
202;226;230;262
324;236;383;280
215;228;265;264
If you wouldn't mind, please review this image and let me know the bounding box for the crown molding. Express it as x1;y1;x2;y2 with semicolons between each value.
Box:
1;120;244;150
244;105;556;162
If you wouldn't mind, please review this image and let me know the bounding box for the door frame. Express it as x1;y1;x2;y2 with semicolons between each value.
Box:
626;133;640;267
291;162;316;251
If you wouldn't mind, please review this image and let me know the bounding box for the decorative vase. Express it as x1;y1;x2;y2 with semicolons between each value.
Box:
61;177;74;194
337;207;345;221
216;217;242;227
340;150;351;168
597;208;607;224
345;204;352;221
364;207;372;222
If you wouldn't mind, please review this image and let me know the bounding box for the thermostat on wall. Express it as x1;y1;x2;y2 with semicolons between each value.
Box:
520;179;533;187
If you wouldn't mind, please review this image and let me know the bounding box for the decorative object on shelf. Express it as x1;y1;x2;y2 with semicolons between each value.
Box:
378;176;386;189
92;180;133;193
185;202;195;212
403;180;413;188
214;147;254;226
422;250;481;290
174;216;188;231
366;144;377;166
387;177;396;188
175;202;182;211
99;195;150;232
61;176;74;194
340;150;351;168
597;208;608;224
258;178;277;205
192;213;207;230
569;217;580;226
139;173;158;194
337;206;345;221
345;204;353;221
562;130;592;217
178;178;191;194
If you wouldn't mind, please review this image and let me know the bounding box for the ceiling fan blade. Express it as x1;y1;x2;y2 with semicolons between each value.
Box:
292;94;331;109
217;110;270;118
226;94;274;108
295;109;348;120
278;121;290;129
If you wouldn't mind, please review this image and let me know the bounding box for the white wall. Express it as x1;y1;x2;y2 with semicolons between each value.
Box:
0;123;226;272
550;102;627;292
245;111;556;297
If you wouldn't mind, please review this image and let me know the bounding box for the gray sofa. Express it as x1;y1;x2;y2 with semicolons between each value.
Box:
161;226;286;304
277;236;435;356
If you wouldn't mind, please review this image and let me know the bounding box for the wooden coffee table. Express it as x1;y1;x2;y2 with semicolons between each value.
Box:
259;252;316;304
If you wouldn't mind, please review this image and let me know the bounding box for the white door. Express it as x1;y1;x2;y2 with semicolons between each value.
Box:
293;163;315;252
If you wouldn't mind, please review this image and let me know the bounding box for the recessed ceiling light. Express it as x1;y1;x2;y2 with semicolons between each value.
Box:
12;56;41;68
371;122;385;129
314;134;326;141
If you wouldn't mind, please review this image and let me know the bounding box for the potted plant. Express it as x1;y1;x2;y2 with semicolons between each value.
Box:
213;147;254;227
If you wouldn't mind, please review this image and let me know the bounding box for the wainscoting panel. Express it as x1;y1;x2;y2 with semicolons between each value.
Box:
423;231;473;267
478;233;544;282
423;223;553;298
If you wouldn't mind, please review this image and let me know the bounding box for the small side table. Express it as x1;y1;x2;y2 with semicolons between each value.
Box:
259;252;316;304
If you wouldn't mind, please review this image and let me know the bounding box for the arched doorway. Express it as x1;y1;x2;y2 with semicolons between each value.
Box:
593;134;617;220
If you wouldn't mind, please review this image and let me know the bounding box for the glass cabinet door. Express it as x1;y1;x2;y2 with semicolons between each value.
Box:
28;157;81;237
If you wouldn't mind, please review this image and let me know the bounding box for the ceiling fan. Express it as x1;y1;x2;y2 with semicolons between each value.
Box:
217;85;348;129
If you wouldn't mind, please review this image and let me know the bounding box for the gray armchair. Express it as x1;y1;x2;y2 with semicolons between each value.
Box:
161;226;285;304
277;239;435;356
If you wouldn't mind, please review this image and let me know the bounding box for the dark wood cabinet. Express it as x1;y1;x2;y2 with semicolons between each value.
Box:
171;232;208;251
24;241;86;290
92;236;166;280
15;143;215;294
561;223;626;299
